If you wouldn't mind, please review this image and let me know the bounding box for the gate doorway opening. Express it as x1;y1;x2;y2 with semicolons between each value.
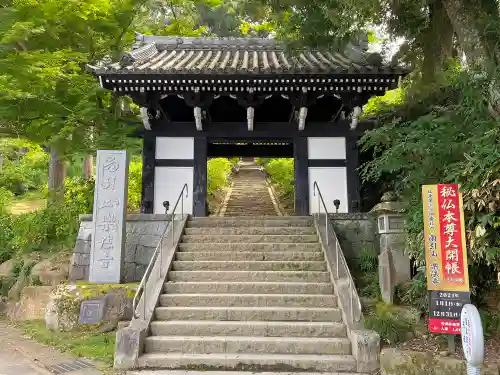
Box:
206;139;294;217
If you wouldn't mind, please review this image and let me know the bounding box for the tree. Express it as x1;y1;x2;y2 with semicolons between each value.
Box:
0;0;148;197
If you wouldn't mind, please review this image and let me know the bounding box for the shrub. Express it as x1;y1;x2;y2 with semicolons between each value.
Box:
207;158;232;196
365;302;416;344
0;187;13;213
65;176;95;214
128;157;142;212
264;158;294;199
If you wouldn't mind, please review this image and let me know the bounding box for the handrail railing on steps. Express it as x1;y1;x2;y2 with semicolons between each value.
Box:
313;181;363;325
132;183;189;319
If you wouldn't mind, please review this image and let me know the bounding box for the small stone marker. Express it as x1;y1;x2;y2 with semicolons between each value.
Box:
89;150;129;284
79;299;105;325
379;249;396;303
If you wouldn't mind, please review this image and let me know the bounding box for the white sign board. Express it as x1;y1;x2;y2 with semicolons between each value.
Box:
461;304;484;374
89;150;129;284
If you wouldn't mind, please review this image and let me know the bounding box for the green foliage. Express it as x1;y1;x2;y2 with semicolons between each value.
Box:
0;143;49;195
207;158;233;196
0;187;13;213
64;177;95;214
263;158;294;200
128;157;143;212
361;69;500;272
351;248;380;300
365;302;416;344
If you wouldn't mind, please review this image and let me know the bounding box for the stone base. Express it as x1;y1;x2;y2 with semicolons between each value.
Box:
69;214;171;283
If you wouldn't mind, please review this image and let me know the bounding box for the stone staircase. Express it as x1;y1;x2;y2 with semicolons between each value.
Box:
223;163;278;216
136;216;362;374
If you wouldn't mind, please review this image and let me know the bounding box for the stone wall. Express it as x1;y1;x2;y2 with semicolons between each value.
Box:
330;213;378;259
69;214;170;283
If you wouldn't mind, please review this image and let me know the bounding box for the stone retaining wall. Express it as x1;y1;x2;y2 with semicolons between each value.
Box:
69;214;170;283
330;213;378;259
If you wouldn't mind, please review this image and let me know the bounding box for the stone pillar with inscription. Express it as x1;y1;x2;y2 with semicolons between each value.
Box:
371;192;411;285
89;150;129;284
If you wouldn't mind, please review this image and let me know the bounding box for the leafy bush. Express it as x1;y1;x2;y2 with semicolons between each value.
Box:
264;158;294;199
365;302;416;344
65;176;95;214
0;187;13;213
128;157;142;212
207;158;232;196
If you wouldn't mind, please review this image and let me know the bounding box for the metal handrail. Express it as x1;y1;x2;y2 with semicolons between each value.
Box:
132;183;189;319
313;181;363;325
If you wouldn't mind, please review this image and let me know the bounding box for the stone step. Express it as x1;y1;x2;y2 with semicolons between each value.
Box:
178;243;322;252
129;370;365;375
168;271;331;282
186;217;312;227
154;306;343;322
164;281;334;294
149;320;346;337
175;251;324;261
172;261;327;271
159;293;337;308
181;235;318;243
144;336;351;355
137;353;358;372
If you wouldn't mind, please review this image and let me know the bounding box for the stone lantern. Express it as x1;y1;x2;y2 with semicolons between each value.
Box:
370;192;411;302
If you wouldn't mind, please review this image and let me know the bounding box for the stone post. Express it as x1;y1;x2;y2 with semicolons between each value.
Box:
89;150;129;284
370;192;411;297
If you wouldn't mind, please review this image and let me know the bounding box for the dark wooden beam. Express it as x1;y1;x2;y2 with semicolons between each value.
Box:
149;121;374;138
141;132;156;214
346;136;361;212
207;143;294;158
155;159;194;167
308;159;347;167
193;137;208;217
294;137;309;216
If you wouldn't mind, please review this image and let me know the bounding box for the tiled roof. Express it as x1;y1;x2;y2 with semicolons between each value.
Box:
91;34;405;76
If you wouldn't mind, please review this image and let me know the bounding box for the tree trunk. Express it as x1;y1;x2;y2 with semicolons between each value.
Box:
441;0;487;65
421;0;454;83
48;147;67;202
82;154;93;179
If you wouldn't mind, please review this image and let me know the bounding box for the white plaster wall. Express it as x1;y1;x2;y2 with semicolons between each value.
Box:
307;137;346;160
156;137;194;159
154;167;193;214
309;167;348;214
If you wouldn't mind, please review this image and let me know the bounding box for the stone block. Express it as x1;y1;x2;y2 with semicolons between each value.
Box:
350;329;380;373
125;243;138;263
135;246;156;266
380;348;498;375
139;234;161;248
126;234;141;245
123;263;136;283
380;233;411;283
115;324;148;369
379;249;396;304
7;286;53;321
45;284;137;332
68;265;89;282
72;253;90;267
134;264;147;281
74;239;91;254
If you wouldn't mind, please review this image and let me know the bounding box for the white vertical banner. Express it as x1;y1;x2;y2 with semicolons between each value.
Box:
89;150;129;284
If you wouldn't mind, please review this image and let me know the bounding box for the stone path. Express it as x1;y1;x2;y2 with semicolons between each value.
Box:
222;162;279;216
0;322;102;375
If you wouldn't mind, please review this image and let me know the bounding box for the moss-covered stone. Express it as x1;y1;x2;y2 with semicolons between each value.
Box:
45;282;138;332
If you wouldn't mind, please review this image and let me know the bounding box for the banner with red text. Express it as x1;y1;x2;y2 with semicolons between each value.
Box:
422;184;470;334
